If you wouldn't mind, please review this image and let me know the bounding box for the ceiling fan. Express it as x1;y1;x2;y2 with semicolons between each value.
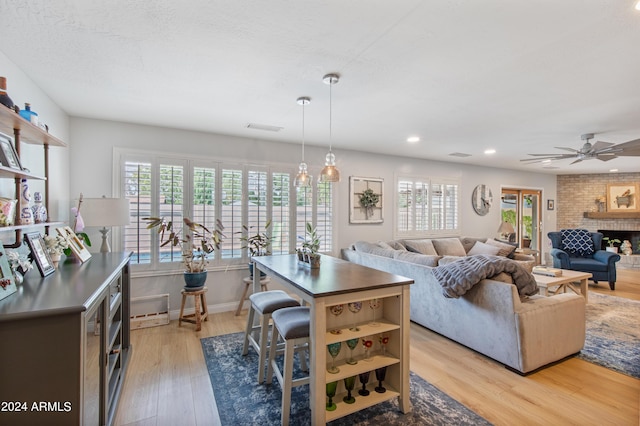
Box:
521;133;640;165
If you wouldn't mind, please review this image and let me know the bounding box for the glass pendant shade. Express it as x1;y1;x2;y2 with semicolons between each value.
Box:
295;96;311;188
319;73;341;183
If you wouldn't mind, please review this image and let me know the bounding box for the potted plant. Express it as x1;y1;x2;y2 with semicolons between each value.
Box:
603;237;621;253
237;219;272;277
44;234;69;268
300;222;321;268
143;216;225;290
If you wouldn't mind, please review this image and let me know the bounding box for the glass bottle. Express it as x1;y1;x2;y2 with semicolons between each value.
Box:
19;179;34;225
19;103;39;125
31;192;47;223
0;76;14;109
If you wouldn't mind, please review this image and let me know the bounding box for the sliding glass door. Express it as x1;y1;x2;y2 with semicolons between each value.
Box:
501;188;542;251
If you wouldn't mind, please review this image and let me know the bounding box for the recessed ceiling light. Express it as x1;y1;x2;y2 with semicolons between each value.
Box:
609;168;619;172
635;0;640;11
484;149;496;155
407;136;420;143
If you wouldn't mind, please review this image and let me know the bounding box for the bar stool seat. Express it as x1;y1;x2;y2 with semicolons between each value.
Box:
242;290;300;383
266;306;311;426
235;276;270;316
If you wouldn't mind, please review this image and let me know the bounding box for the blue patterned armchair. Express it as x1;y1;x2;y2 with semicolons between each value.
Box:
548;230;621;290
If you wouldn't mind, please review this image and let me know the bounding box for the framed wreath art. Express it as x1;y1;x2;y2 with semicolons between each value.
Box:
350;176;383;223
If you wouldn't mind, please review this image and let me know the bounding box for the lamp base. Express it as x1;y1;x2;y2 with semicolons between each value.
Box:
99;227;111;253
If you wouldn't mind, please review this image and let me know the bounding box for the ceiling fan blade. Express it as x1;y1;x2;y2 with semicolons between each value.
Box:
596;154;618;161
609;138;640;152
554;146;579;153
569;158;583;165
590;141;615;152
520;154;575;162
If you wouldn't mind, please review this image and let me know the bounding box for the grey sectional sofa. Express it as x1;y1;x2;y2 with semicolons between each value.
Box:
341;237;586;374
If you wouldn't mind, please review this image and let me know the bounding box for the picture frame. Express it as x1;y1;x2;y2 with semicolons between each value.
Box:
606;183;639;212
0;132;23;170
24;232;55;276
349;176;384;224
0;242;17;301
56;226;92;263
547;199;554;210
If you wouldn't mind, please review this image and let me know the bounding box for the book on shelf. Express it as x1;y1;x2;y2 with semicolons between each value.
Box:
532;266;563;277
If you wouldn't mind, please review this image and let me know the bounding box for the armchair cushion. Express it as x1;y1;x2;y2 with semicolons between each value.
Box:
560;229;595;256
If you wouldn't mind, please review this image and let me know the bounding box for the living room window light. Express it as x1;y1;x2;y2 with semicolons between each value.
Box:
395;175;460;239
115;150;333;272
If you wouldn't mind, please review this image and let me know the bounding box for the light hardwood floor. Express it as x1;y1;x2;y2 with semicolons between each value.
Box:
115;269;640;426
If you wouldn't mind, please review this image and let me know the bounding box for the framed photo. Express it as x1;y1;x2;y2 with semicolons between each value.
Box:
0;132;23;170
0;243;17;301
350;176;384;224
607;183;639;212
24;232;55;276
56;226;92;263
547;199;554;210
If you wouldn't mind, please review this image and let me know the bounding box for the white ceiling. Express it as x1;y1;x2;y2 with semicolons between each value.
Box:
1;0;640;174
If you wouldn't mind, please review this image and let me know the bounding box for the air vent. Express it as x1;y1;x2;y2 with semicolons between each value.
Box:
246;123;284;132
449;152;472;158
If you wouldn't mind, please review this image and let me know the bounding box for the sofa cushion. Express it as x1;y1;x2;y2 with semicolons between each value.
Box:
485;238;517;258
432;238;467;256
460;236;487;253
381;240;407;251
403;239;437;255
560;229;594;256
353;241;396;258
468;241;502;256
393;251;441;267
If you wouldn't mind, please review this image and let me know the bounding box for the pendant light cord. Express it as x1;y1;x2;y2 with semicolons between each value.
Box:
329;81;333;153
302;101;305;161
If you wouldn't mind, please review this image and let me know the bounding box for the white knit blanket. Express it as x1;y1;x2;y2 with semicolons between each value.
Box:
433;255;539;298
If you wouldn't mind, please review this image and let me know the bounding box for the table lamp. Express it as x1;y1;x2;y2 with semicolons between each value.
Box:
497;221;515;241
81;197;130;253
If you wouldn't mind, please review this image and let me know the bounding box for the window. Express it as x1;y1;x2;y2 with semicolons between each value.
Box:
116;149;333;272
395;175;459;238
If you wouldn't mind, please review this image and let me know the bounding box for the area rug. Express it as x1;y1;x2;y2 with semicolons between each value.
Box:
577;292;640;379
201;332;492;425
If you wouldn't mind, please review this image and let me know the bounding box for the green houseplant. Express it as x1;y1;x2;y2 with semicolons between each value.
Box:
238;219;272;277
143;216;225;289
603;237;621;253
298;222;321;268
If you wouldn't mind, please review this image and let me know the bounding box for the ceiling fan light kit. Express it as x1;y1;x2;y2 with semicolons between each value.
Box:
521;133;640;165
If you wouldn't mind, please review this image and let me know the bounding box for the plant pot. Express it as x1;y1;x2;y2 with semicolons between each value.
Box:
522;238;531;248
183;270;207;291
309;254;321;269
50;253;61;269
605;246;618;253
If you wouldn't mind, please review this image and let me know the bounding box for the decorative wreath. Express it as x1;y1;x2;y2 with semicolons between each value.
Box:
359;188;380;218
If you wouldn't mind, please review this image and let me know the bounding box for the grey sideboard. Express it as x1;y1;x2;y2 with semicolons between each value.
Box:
0;252;131;426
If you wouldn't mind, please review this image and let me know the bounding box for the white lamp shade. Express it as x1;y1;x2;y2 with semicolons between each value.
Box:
81;198;130;227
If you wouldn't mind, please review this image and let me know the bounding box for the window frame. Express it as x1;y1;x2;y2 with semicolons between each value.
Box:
114;148;334;275
394;174;460;239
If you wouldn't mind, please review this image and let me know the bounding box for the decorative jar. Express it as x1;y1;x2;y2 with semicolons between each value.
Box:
620;240;632;256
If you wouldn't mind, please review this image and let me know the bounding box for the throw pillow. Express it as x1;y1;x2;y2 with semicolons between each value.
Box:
560;229;594;256
431;238;467;257
403;239;438;255
460;236;487;253
353;241;396;258
384;240;407;251
376;241;394;250
485;238;517;258
468;241;501;256
393;251;441;267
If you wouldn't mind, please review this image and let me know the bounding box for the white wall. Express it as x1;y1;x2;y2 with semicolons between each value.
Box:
69;117;557;315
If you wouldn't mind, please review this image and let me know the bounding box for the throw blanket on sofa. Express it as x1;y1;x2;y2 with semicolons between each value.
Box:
433;255;538;298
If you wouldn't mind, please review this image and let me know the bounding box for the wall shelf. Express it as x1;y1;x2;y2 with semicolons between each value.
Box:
583;212;640;219
0;106;66;147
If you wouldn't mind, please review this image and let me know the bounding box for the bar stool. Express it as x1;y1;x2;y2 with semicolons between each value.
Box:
178;287;208;332
242;290;300;383
235;276;270;316
265;306;310;426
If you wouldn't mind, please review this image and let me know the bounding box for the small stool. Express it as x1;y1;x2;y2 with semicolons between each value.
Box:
242;290;300;383
266;306;311;426
178;287;209;331
235;276;271;316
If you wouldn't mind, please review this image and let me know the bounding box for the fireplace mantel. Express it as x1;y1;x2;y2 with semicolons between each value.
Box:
583;212;640;219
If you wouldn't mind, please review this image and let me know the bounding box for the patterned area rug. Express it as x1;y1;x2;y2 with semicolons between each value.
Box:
578;292;640;379
201;332;492;425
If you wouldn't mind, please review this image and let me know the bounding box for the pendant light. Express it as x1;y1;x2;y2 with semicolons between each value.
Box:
294;96;311;187
319;73;340;182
